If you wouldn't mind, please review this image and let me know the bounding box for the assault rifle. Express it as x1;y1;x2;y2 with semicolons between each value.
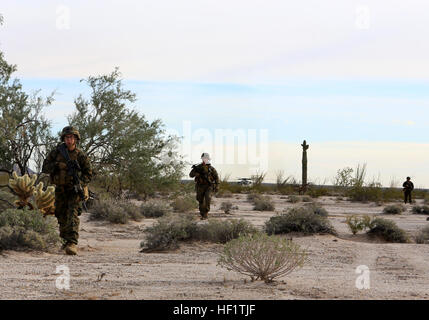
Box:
191;164;218;192
58;143;88;212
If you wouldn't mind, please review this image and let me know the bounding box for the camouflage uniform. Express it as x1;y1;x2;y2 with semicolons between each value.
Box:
403;178;414;204
42;127;92;247
189;163;219;219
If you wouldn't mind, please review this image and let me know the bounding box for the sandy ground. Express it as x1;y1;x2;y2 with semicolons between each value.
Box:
1;194;429;300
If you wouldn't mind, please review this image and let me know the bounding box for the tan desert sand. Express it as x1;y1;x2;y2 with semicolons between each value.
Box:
0;194;429;300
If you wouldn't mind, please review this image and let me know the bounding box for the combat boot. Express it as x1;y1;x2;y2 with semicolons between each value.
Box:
65;243;78;255
200;211;208;220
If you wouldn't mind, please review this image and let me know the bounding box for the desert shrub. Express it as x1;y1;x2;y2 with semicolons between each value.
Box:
220;201;233;214
140;215;256;251
347;183;383;203
140;200;170;218
287;195;300;203
415;225;429;244
383;204;406;215
265;207;336;235
216;189;233;198
303;203;328;217
0;208;60;251
308;187;330;198
194;219;257;243
412;205;429;215
424;197;429;205
366;218;409;243
346;215;372;235
253;196;275;211
171;195;198;213
140;214;198;252
0;189;16;212
301;196;313;202
247;192;263;202
217;233;307;283
89;199;142;224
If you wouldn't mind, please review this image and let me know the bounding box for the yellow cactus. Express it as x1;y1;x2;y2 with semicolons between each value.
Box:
33;182;55;215
8;172;37;210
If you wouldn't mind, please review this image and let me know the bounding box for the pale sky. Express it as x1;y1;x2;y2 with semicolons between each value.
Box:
0;1;428;187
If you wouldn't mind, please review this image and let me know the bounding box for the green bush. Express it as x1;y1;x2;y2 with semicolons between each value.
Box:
346;215;372;235
89;199;142;224
171;195;198;213
415;225;429;244
140;200;170;218
140;213;198;252
265;207;336;235
308;187;330;198
217;233;307;283
304;203;328;217
0;208;60;251
366;218;409;243
412;205;429;215
347;184;383;203
140;215;257;252
253;196;275;211
0;188;16;212
383;204;406;215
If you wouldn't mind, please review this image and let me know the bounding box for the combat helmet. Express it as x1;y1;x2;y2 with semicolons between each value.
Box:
61;126;81;141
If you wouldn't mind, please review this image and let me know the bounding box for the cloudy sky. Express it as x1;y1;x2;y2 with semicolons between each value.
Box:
1;1;428;186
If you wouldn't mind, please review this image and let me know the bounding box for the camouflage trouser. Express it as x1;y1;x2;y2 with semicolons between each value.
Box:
55;188;81;245
196;184;212;217
404;191;412;204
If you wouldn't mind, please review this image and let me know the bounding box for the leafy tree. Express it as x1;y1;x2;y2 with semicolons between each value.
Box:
68;68;184;198
0;48;55;175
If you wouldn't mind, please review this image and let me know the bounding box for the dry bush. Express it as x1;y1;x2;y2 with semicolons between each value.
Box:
216;189;233;198
415;225;429;244
301;196;313;203
382;204;406;215
366;218;409;243
220;201;233;214
194;219;257;243
89;199;142;224
217;233;307;283
253;196;275;211
0;208;60;251
412;205;429;215
140;215;256;252
171;195;198;213
140;213;197;252
247;192;263;202
303;203;328;217
140;200;170;218
287;195;300;203
265;207;336;235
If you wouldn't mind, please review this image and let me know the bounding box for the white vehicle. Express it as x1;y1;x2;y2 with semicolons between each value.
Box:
237;178;253;186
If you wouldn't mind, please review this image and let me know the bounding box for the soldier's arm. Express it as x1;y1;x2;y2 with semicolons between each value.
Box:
189;166;200;178
212;167;220;185
78;153;93;185
41;149;57;174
